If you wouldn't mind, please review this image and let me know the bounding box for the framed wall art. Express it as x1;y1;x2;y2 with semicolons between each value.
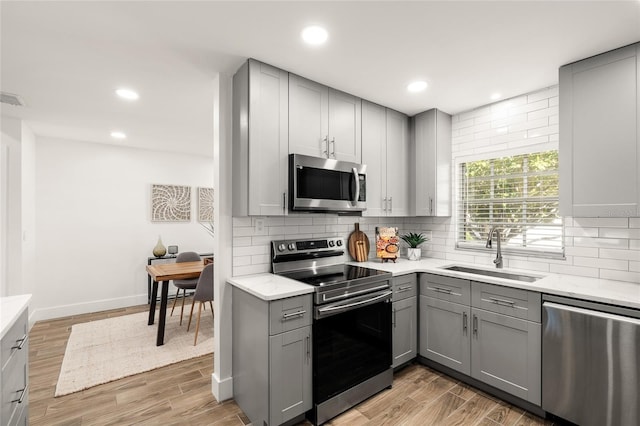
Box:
151;184;191;222
198;187;214;222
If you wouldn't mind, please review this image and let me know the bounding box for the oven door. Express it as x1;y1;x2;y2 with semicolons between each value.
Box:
289;153;366;212
313;289;392;404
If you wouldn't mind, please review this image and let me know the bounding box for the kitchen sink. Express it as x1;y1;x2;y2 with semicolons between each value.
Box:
441;265;542;283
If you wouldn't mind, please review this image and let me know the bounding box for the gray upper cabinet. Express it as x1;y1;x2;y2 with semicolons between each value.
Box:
362;100;410;216
233;59;289;216
289;74;362;163
411;109;452;216
559;42;640;217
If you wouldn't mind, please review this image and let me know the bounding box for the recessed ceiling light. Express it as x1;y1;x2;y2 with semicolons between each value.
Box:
490;93;502;101
301;26;328;45
110;131;126;140
407;81;428;93
115;88;139;101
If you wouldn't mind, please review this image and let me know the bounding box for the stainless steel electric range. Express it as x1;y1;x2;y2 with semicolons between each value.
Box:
271;236;393;425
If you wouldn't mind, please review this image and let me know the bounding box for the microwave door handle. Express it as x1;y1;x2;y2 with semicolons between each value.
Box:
352;167;360;205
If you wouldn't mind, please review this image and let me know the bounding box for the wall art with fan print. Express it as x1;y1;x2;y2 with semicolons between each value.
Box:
151;184;191;222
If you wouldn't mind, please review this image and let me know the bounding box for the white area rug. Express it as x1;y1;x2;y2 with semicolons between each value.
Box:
55;307;213;397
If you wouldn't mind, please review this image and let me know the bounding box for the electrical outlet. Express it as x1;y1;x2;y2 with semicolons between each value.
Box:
255;218;265;233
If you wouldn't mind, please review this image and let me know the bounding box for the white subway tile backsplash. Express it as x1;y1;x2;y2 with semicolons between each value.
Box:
564;246;599;258
573;217;629;228
629;218;640;228
565;227;598;237
527;86;559;103
573;256;628;271
599;269;640;283
599;248;640;261
599;228;640;239
573;237;629;249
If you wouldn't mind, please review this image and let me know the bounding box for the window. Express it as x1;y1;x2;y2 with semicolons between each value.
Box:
457;150;563;257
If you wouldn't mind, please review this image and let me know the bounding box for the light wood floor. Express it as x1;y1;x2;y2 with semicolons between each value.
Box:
29;305;555;425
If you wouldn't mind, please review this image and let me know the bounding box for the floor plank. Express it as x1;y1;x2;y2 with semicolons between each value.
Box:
29;304;554;425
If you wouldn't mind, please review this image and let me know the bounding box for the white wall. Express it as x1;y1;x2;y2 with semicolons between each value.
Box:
21;123;36;296
33;136;214;321
231;85;639;284
0;116;23;296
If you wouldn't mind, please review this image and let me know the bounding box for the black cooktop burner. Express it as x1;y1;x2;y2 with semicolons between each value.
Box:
280;264;390;287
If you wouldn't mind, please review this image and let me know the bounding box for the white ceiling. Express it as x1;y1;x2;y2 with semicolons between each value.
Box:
1;1;639;157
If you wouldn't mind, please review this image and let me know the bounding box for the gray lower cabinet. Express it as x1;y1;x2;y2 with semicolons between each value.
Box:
419;274;541;406
391;274;418;368
1;308;29;426
232;288;312;426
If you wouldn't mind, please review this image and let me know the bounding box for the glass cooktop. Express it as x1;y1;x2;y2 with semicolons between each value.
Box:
280;264;390;287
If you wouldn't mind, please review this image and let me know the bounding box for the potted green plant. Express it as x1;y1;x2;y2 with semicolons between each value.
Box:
400;232;429;261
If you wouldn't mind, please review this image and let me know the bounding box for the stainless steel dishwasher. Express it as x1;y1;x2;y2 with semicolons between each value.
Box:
542;295;640;426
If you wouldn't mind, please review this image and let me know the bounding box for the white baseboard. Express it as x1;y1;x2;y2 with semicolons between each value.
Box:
30;294;149;324
211;372;233;402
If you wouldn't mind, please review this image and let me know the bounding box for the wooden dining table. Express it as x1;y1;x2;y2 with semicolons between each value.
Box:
146;260;205;346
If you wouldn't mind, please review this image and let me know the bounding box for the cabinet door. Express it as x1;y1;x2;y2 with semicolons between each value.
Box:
385;109;411;216
471;308;541;405
328;88;361;162
560;43;640;217
392;296;417;368
362;100;387;216
248;60;289;215
412;109;451;216
289;74;329;158
269;326;312;425
419;296;470;375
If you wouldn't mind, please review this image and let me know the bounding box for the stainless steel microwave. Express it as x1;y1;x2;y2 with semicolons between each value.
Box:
289;154;366;212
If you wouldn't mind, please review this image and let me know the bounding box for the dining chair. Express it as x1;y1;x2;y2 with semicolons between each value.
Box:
187;263;214;346
170;251;201;325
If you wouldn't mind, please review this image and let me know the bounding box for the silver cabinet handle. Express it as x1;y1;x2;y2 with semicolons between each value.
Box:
282;192;286;212
463;312;468;334
383;197;387;212
389;196;393;212
473;314;478;337
322;135;329;157
429;197;433;215
392;307;397;328
396;285;413;293
282;310;306;320
489;297;516;307
431;286;453;294
11;386;28;404
306;334;310;363
330;137;336;158
11;335;27;350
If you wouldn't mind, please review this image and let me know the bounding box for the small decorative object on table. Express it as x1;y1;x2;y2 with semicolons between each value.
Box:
152;235;167;257
400;232;429;261
347;223;370;262
167;245;178;256
376;226;399;263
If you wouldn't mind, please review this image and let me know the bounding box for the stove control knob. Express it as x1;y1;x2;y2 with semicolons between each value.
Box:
288;243;296;251
277;244;286;252
328;240;335;247
336;239;343;247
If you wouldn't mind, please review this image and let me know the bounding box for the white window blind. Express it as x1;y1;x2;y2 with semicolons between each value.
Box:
457;150;564;257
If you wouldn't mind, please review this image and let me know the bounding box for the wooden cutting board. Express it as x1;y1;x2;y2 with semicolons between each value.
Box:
347;223;370;262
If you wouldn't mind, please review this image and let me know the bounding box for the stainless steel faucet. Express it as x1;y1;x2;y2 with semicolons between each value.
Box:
486;227;503;269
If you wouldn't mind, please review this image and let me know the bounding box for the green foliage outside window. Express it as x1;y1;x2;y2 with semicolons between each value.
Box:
459;150;562;252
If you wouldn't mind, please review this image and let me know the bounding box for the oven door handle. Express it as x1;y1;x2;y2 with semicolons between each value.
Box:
317;290;392;318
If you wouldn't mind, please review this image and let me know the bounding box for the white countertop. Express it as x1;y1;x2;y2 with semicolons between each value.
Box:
227;273;314;301
1;294;31;340
348;258;640;310
229;258;640;310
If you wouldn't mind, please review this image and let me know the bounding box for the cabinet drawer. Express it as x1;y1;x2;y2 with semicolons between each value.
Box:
1;339;28;425
392;274;417;301
471;282;541;322
420;274;470;305
269;295;312;335
1;310;28;371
